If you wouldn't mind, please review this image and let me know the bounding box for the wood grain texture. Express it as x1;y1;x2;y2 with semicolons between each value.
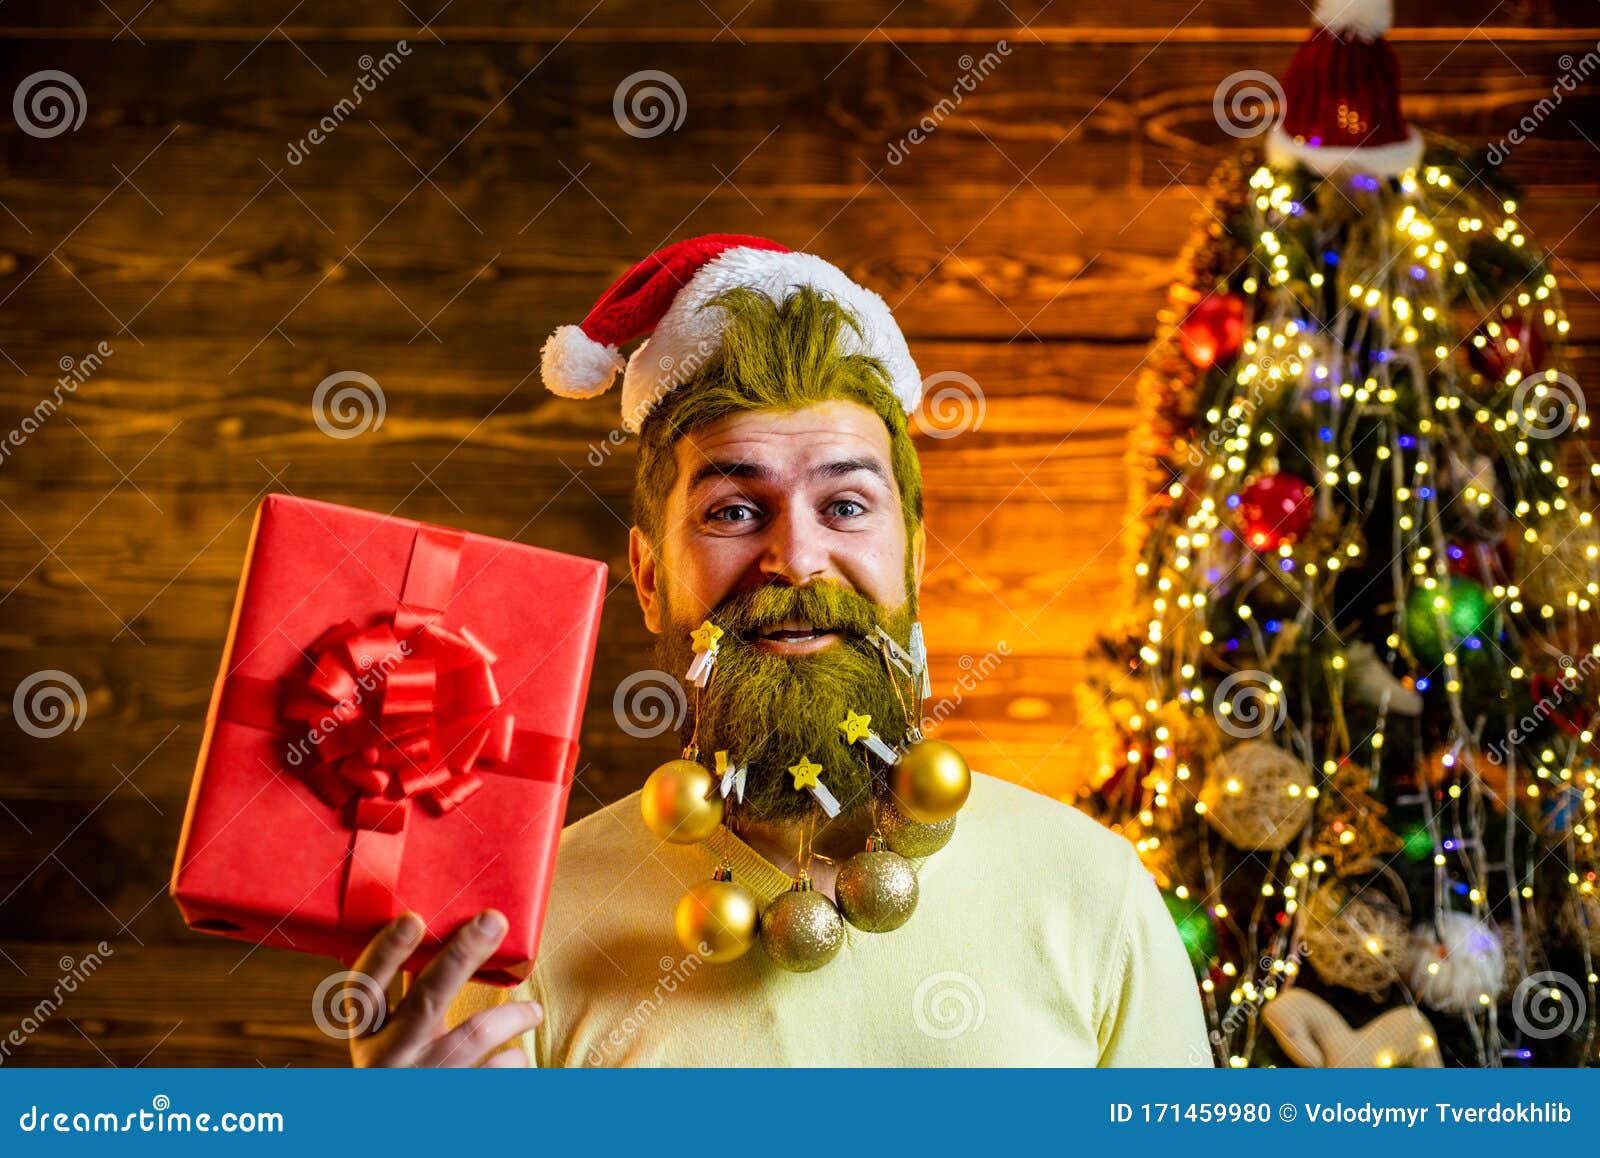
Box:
1;3;1596;1065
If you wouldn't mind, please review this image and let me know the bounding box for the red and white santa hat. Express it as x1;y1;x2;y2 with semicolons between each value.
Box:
540;233;923;434
1267;0;1424;178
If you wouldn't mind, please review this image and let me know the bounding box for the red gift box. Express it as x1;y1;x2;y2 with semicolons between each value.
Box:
170;494;607;985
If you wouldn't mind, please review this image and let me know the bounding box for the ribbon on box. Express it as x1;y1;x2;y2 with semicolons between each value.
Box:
220;524;576;930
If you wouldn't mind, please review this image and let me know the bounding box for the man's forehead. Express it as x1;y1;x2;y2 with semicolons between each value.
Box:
674;400;894;482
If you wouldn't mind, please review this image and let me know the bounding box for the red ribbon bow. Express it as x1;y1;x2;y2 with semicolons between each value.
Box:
284;615;508;823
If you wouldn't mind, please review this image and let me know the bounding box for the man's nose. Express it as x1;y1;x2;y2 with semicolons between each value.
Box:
756;508;831;586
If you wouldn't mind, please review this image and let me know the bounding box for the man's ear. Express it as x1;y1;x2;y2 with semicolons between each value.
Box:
629;525;664;634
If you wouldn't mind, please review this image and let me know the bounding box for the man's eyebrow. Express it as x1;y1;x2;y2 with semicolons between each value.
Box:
814;457;889;483
687;460;771;491
685;456;889;491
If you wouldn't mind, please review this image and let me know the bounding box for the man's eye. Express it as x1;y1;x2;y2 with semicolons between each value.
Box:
827;499;866;518
709;504;759;523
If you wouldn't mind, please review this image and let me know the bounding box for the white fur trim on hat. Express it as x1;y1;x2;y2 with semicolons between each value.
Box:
618;248;922;434
1266;124;1424;179
1314;0;1392;40
540;323;626;399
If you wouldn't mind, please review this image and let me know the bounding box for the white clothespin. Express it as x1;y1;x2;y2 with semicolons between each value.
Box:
838;709;901;765
788;757;840;818
686;620;723;688
715;750;747;802
868;626;915;680
908;621;932;699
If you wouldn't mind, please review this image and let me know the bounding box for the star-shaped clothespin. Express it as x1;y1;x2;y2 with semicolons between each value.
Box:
714;749;747;803
788;756;840;817
908;621;932;699
838;709;900;765
686;620;723;688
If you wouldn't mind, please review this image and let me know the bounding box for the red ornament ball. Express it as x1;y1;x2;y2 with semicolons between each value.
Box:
1178;293;1247;369
1238;472;1314;551
1468;318;1544;381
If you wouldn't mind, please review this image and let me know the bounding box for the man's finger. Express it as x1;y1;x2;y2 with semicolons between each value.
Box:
480;1044;531;1068
395;909;509;1036
348;912;425;997
422;1001;542;1068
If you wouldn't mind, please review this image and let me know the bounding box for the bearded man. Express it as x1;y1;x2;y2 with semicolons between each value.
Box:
341;235;1211;1067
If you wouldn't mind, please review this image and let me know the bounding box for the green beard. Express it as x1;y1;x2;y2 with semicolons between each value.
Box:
656;583;916;823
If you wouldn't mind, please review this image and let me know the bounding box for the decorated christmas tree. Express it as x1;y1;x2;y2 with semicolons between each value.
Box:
1080;0;1597;1067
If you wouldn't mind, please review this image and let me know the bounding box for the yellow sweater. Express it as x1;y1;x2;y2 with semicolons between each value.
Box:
452;771;1213;1067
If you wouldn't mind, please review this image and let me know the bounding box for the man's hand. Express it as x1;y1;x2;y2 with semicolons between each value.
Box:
343;909;543;1067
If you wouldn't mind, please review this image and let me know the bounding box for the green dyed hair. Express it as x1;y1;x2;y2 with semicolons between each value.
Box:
632;285;923;557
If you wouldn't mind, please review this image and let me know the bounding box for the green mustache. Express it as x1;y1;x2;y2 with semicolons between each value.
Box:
710;581;884;643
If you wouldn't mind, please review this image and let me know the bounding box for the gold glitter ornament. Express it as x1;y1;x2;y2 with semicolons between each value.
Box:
674;864;758;963
835;834;918;932
640;753;724;844
891;737;971;823
759;875;844;972
879;801;957;858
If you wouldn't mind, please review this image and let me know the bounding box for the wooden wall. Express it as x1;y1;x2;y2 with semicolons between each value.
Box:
0;1;1596;1065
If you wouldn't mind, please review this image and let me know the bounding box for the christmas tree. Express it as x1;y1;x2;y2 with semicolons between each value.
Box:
1080;1;1597;1067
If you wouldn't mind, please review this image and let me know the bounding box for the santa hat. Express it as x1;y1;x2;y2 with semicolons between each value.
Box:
540;234;923;434
1267;0;1424;178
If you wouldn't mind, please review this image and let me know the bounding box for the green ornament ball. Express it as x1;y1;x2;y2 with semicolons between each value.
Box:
1404;575;1494;667
1162;890;1217;971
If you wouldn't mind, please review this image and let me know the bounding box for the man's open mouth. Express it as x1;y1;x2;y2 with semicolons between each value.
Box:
750;619;843;648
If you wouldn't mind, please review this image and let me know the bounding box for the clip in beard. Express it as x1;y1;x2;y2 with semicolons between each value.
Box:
908;621;932;700
838;709;901;766
686;620;723;688
788;756;841;818
715;749;748;802
867;626;915;679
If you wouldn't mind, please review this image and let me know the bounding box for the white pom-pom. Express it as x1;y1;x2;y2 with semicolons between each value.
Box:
540;324;624;399
1315;0;1392;40
1409;912;1504;1014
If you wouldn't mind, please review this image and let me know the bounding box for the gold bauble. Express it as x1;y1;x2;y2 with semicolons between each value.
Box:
640;757;724;844
758;878;844;972
879;802;957;858
675;869;758;963
835;836;918;932
891;738;971;823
